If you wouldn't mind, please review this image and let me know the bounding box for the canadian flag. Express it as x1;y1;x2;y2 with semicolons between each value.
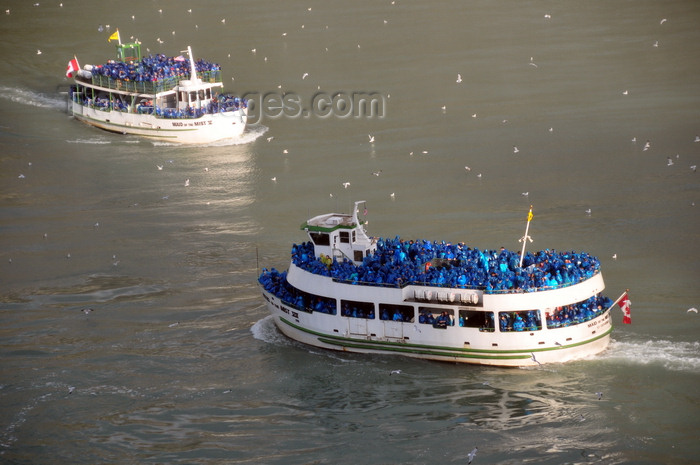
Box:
618;292;631;324
65;58;79;78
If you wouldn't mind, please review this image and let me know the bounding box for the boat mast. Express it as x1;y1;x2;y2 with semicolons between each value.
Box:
185;46;200;83
518;206;534;268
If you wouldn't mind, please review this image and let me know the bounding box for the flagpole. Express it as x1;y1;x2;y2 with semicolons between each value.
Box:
518;205;533;268
605;289;629;312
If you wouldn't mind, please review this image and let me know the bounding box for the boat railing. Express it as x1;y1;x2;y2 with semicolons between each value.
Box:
328;270;600;294
88;70;222;94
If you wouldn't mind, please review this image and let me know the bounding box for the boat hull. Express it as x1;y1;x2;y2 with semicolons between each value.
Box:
71;102;247;144
262;287;613;367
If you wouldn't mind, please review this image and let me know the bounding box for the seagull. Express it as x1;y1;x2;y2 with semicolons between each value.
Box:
266;136;274;142
467;447;478;464
612;253;617;260
168;322;179;327
68;386;75;395
660;18;667;24
390;192;395;198
37;49;42;55
544;13;551;19
368;134;375;143
585;208;592;215
472;113;477;118
688;308;698;313
389;369;401;375
476;173;482;178
622;90;628;95
18;174;25;179
302;72;309;79
513;146;519;154
694;135;700;143
667;157;674;166
342;182;351;189
441;105;446;112
596;391;603;400
530;352;542;366
522;192;529;196
464;166;471;171
631;137;637;143
653;40;659;48
691;165;697;172
184;179;190;187
548;127;553;132
282;149;288;154
456;73;462;83
372;170;382;176
271;177;277;182
81;308;94;315
643;140;651;151
156;164;163;170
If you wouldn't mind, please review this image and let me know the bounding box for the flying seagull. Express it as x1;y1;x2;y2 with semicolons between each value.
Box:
467;447;478;464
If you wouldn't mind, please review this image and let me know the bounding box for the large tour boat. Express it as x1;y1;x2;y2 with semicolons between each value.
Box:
259;201;625;367
66;36;247;144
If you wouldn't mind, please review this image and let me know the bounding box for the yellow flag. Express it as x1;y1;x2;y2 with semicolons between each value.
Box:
108;29;120;43
527;209;533;222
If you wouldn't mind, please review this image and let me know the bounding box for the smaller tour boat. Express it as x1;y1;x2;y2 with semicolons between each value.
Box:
66;34;247;144
259;201;626;367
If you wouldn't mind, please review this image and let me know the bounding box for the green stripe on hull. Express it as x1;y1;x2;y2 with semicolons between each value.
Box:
278;316;613;361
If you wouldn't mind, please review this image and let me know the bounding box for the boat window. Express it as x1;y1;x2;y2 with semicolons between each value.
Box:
458;310;494;332
352;230;356;243
341;300;375;319
418;307;454;328
379;304;414;322
353;250;363;262
310;295;337;315
198;90;205;100
309;232;330;246
498;310;541;332
205;88;211;99
190;91;197;102
339;231;350;243
179;91;187;103
545;296;606;329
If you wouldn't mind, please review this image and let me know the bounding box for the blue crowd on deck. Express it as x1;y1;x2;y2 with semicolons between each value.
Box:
92;54;221;82
290;237;601;293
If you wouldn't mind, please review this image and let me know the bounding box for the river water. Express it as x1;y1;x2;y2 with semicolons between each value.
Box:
1;1;699;464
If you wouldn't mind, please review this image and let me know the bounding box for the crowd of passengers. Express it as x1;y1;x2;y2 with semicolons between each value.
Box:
291;237;601;293
92;54;221;82
258;268;613;330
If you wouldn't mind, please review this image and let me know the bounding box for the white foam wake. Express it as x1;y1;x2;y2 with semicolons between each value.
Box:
0;85;66;110
250;314;288;345
601;338;700;372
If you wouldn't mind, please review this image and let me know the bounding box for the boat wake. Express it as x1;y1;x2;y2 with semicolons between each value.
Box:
601;338;700;372
0;85;66;110
250;315;288;345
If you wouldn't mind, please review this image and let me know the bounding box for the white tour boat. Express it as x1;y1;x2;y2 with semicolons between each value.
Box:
67;38;247;144
259;201;626;367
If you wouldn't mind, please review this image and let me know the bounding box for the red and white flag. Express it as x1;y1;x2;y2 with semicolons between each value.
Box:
65;58;79;78
618;291;631;324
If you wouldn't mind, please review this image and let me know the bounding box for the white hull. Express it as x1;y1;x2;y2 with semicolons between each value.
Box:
262;267;613;367
71;101;247;144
